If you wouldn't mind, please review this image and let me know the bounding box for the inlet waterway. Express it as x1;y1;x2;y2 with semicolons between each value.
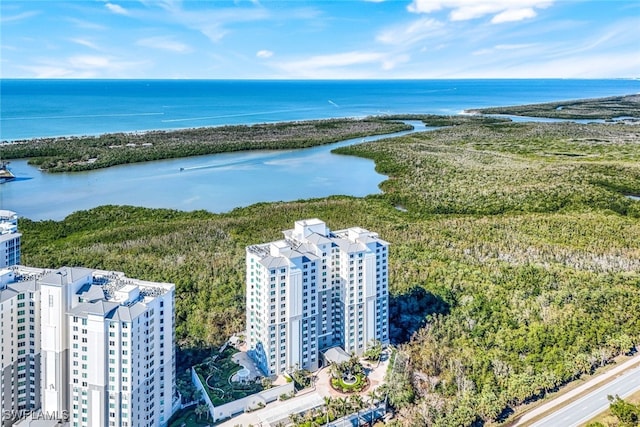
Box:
0;121;428;221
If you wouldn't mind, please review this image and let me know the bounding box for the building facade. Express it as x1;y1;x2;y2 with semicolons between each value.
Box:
246;219;389;376
0;266;177;427
0;210;21;268
0;268;41;420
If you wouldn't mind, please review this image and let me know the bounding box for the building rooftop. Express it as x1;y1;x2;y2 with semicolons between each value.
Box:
0;210;18;235
0;210;18;220
248;220;388;269
0;265;173;318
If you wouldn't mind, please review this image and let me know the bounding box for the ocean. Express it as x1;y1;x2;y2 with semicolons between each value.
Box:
0;79;638;220
1;79;638;141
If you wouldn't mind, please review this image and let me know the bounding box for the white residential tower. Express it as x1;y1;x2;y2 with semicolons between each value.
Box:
0;266;177;427
246;219;389;376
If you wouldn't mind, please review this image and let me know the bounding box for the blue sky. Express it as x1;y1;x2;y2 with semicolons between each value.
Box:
1;0;638;79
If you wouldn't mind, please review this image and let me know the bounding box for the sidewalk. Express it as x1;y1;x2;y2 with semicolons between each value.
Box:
513;352;640;426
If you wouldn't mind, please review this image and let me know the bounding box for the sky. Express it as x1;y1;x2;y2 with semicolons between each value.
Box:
1;0;639;79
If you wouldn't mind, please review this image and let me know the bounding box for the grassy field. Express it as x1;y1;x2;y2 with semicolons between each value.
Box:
17;109;640;426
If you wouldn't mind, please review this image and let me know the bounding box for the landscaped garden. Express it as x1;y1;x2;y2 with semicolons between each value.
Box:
167;405;211;427
329;354;369;394
289;392;386;427
193;347;264;406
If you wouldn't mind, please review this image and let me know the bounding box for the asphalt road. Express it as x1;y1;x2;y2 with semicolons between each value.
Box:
530;365;640;427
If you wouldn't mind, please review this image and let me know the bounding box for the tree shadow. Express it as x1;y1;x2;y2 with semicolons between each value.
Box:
389;286;450;344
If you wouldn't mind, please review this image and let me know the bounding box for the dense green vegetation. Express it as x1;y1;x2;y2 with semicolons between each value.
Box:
336;121;640;216
467;94;640;119
608;395;640;427
586;396;640;427
0;118;410;172
17;115;640;426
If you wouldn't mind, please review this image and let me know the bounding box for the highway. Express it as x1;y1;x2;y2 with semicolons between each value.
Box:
530;365;640;427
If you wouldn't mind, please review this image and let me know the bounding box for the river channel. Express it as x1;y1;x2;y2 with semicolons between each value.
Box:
0;121;428;220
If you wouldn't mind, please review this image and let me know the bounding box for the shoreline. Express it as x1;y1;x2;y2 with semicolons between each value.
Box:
466;93;640;120
0;117;413;173
1;121;428;221
0;114;373;145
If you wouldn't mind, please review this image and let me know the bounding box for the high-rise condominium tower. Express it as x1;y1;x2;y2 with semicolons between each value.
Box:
0;266;177;427
246;219;389;376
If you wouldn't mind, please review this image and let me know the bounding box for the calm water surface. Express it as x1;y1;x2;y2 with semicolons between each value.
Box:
0;122;427;220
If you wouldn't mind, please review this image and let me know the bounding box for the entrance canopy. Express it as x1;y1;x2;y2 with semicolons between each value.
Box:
322;346;351;365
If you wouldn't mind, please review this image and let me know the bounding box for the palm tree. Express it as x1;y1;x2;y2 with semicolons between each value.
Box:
323;396;339;424
194;403;208;420
366;389;381;405
289;412;302;425
335;397;349;418
328;361;339;379
349;394;364;412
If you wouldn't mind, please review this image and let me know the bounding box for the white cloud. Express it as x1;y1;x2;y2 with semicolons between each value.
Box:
285;51;385;69
136;36;192;53
473;43;537;55
198;25;228;43
495;43;536;50
19;55;148;78
256;50;273;58
377;18;445;45
68;55;112;69
67;18;107;31
19;65;78;79
471;43;538;56
491;8;536;23
69;38;101;50
407;0;553;24
273;51;411;78
382;54;410;70
105;2;129;16
141;1;269;44
0;10;40;23
484;52;640;78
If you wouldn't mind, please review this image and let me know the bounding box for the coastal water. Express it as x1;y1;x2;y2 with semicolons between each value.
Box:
1;79;638;220
0;122;427;220
2;79;638;141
